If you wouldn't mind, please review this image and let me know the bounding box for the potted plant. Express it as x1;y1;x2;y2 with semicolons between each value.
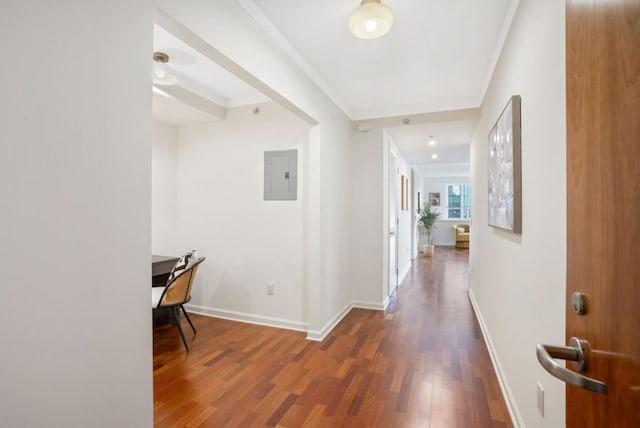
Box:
418;203;441;256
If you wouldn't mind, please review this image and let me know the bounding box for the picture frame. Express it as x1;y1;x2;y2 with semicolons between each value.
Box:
428;192;440;207
488;95;522;233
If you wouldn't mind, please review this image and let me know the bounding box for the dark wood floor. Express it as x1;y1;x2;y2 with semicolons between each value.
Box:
153;247;512;427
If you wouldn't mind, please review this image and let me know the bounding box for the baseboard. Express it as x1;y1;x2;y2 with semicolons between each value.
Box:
468;289;524;428
432;241;456;247
398;262;411;285
306;301;352;341
186;299;387;343
306;299;388;341
352;300;386;311
382;295;391;309
184;304;308;333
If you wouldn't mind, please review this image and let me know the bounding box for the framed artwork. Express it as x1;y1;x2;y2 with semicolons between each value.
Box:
429;192;440;207
488;95;522;233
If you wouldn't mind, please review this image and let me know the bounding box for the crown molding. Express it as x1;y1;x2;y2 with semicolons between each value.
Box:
478;0;521;105
235;0;353;119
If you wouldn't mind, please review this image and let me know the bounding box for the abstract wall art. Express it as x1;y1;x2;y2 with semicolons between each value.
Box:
488;95;522;233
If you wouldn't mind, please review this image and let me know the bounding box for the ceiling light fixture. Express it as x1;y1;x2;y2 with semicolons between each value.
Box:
349;0;394;40
429;136;436;146
153;52;177;86
431;154;438;159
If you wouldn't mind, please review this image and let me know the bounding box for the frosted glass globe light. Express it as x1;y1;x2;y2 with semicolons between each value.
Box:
349;0;394;40
153;52;177;86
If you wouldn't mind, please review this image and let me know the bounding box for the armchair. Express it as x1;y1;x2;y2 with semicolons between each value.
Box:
453;224;470;248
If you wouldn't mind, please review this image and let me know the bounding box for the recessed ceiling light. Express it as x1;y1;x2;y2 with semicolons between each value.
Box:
431;154;438;159
429;136;436;146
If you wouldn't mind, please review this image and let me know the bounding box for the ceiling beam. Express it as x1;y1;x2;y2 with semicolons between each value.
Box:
153;85;227;121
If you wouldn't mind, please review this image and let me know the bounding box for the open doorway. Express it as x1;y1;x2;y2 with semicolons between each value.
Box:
383;119;475;271
388;149;398;299
151;10;318;351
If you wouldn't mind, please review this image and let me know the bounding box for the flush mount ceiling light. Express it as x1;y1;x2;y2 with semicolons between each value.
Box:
428;136;436;146
431;154;438;159
153;52;177;86
349;0;394;40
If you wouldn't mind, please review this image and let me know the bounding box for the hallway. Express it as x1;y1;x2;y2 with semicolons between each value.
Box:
153;247;511;427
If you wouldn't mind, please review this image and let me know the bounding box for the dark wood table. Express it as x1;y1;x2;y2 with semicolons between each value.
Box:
152;255;179;287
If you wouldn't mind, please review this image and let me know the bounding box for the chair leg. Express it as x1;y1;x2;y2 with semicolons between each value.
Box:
181;305;197;334
172;307;190;352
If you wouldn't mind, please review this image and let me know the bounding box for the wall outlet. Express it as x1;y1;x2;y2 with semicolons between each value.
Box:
267;282;274;295
537;382;544;417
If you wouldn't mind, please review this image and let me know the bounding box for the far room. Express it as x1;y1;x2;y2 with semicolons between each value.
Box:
151;16;314;351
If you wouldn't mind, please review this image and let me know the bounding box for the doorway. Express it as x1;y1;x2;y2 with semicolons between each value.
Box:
388;150;398;299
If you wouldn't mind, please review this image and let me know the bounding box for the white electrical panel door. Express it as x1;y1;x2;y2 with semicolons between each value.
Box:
264;149;297;200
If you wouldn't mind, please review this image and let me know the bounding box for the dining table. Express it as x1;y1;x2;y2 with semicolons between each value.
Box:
152;255;179;287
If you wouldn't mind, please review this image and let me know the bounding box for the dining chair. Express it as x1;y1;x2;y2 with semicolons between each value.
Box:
152;257;205;351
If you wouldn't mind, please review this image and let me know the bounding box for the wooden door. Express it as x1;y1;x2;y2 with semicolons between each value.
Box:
566;0;640;426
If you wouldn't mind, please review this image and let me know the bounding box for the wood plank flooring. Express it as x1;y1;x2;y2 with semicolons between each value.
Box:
153;247;512;427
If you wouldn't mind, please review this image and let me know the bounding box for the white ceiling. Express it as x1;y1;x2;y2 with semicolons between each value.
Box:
249;0;517;120
152;23;269;125
386;119;477;172
152;2;516;168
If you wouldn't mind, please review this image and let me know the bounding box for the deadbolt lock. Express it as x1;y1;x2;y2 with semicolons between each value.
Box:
571;291;587;315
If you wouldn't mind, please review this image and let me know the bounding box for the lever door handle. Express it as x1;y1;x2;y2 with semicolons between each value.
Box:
536;337;607;394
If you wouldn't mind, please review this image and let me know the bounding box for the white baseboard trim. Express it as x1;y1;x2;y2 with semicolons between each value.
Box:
398;262;411;285
184;304;308;333
383;295;391;309
432;241;456;246
186;298;387;343
306;301;352;341
468;289;524;428
352;300;386;311
306;299;387;341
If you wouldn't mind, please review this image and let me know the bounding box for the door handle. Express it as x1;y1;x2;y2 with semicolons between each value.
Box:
536;337;608;394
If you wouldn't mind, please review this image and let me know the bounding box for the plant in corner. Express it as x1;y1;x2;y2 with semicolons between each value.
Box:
418;203;441;256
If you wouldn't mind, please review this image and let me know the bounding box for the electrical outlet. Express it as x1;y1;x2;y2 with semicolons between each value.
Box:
267;282;274;295
537;382;544;417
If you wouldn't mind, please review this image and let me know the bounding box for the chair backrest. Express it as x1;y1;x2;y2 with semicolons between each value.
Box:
157;257;205;308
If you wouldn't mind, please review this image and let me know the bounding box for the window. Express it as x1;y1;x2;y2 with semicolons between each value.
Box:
447;184;471;219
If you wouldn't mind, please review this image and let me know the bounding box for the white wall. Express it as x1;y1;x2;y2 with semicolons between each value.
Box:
177;103;309;329
158;0;354;337
469;1;566;427
152;120;179;255
0;1;152;427
419;219;469;248
316;108;353;335
350;129;385;307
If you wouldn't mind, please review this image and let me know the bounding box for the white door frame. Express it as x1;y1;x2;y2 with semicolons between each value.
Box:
388;149;399;298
